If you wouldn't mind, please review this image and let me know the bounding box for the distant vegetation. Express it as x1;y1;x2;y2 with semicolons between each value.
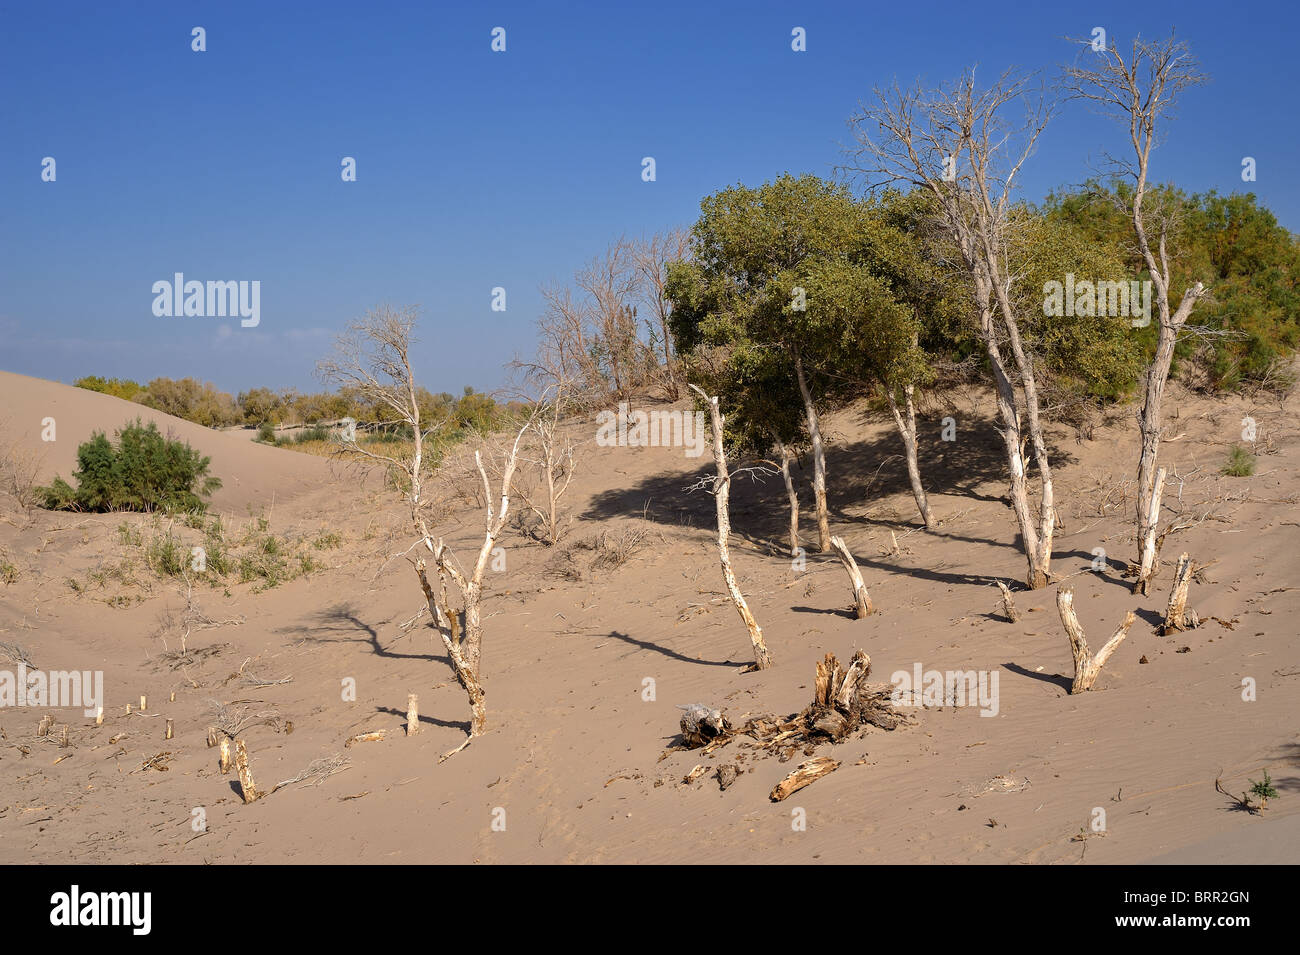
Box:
74;375;508;435
38;419;221;513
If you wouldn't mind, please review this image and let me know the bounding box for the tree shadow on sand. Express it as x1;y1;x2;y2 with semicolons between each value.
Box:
599;629;742;668
374;704;468;732
285;603;448;665
580;409;1077;565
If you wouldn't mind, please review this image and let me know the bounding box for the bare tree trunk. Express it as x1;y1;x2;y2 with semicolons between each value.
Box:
987;255;1056;584
977;287;1046;588
1134;466;1167;594
1056;589;1136;693
775;437;800;556
1134;284;1203;573
886;384;933;528
692;385;773;670
794;353;831;552
829;535;873;618
416;561;487;737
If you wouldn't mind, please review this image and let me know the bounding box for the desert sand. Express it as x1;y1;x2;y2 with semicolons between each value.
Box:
0;370;1296;864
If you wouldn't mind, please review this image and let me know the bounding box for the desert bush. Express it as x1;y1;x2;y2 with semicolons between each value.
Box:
38;419;222;513
1222;445;1257;476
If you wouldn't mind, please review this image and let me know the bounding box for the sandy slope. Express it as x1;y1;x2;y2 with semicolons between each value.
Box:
0;371;334;514
0;373;1297;864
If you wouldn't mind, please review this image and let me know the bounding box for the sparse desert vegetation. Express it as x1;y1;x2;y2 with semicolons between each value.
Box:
1;9;1297;889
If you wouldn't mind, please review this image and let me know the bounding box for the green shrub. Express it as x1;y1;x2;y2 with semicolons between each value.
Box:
37;419;222;513
255;422;277;443
1222;445;1256;477
145;531;187;577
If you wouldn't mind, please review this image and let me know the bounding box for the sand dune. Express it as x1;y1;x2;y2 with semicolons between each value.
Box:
0;372;1296;864
0;370;335;514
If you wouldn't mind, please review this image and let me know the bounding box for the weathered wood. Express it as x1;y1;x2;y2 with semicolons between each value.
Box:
234;738;258;803
691;384;773;669
165;719;174;741
682;764;708;785
829;536;873;618
345;730;386;747
769;756;840;802
996;581;1020;623
406;692;419;736
416;560;487;736
1162;553;1199;633
679;703;728;748
1057;588;1136;693
717;764;741;791
219;738;232;774
1134;467;1166;595
835;649;872;710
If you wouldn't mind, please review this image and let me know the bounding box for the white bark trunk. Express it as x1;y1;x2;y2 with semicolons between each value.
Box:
692;385;773;670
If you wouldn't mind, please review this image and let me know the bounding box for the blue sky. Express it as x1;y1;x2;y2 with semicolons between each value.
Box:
2;0;1297;396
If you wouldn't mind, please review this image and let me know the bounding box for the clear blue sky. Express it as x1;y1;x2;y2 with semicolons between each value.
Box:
3;0;1297;396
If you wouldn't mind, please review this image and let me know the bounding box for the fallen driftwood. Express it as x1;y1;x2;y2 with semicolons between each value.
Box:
669;651;909;799
770;756;840;802
678;703;729;748
676;651;903;754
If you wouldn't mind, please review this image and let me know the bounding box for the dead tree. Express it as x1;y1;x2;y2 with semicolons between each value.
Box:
415;426;530;753
1056;588;1136;693
1133;466;1167;594
317;305;441;508
1062;35;1209;594
508;359;588;546
885;379;935;527
773;436;801;557
633;228;692;398
849;70;1058;587
829;535;874;618
690;384;773;670
793;352;832;552
578;237;642;397
1162;552;1200;633
320;305;530;753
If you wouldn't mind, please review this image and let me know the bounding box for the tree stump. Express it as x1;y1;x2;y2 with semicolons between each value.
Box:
996;581;1020;623
1162;553;1200;634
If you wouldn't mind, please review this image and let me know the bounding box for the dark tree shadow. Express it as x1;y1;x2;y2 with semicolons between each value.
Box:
375;704;468;732
601;630;742;668
286;603;447;664
580;408;1078;562
1002;661;1072;693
